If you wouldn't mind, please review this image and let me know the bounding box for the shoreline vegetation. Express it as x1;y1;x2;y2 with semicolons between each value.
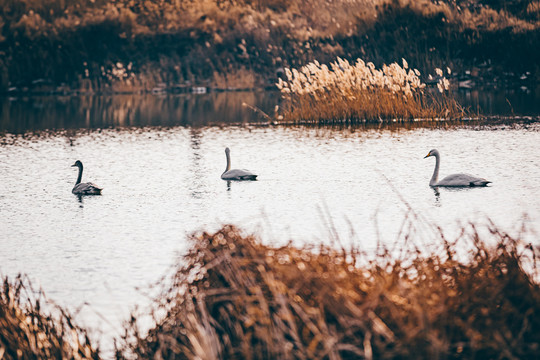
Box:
0;275;99;359
276;57;466;121
2;223;539;359
1;0;539;96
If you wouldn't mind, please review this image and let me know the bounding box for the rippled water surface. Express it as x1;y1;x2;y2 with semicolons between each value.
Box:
1;92;539;353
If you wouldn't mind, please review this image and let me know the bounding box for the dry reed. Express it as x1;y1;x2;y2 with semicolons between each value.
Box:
116;224;540;359
276;57;466;123
0;275;99;360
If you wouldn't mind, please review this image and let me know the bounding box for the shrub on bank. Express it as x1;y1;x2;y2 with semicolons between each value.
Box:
116;224;540;359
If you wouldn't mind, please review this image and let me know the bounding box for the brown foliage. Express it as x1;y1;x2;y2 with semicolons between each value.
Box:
276;58;466;122
0;275;100;360
1;1;538;92
117;224;540;359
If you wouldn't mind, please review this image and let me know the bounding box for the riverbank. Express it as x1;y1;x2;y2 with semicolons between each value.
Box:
3;223;538;359
1;0;539;94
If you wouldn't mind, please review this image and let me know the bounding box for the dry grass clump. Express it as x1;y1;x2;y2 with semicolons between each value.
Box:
0;275;100;359
116;224;540;359
276;57;464;123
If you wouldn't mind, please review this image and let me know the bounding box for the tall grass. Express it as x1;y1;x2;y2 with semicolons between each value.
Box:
1;222;538;359
276;57;465;122
0;275;99;359
116;224;540;359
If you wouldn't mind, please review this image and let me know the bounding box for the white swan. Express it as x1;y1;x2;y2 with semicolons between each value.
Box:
424;149;491;187
221;147;257;181
71;160;103;195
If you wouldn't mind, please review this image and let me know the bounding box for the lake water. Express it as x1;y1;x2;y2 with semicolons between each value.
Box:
1;91;539;353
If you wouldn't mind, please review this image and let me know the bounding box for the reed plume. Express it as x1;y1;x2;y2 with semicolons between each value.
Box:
276;57;464;123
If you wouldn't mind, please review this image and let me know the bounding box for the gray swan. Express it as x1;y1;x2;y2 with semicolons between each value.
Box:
71;160;103;195
424;149;491;187
221;147;257;181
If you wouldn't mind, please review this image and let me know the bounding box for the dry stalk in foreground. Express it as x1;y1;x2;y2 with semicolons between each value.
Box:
117;224;540;359
0;275;99;360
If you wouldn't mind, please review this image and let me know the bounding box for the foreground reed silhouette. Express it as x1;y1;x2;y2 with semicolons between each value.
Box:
0;275;99;359
116;224;540;359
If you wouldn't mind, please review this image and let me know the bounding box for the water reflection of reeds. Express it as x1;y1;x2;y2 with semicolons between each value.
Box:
0;92;279;133
266;117;540;136
0;91;538;135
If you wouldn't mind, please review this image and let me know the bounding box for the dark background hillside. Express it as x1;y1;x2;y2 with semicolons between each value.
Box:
0;0;538;93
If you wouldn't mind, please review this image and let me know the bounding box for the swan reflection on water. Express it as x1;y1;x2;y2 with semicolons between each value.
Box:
75;194;84;207
430;184;491;207
432;187;441;206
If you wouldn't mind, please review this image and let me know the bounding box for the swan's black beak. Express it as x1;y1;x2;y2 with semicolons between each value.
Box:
71;163;77;167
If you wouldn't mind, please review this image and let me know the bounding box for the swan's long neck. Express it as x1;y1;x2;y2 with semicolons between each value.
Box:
224;151;231;174
76;164;83;185
430;152;440;186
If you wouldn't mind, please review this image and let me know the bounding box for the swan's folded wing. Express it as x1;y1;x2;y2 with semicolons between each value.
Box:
73;182;103;194
438;173;490;187
221;169;257;180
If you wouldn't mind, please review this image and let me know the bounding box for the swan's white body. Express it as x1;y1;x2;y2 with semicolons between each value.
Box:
221;148;257;181
71;160;103;195
424;149;491;187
